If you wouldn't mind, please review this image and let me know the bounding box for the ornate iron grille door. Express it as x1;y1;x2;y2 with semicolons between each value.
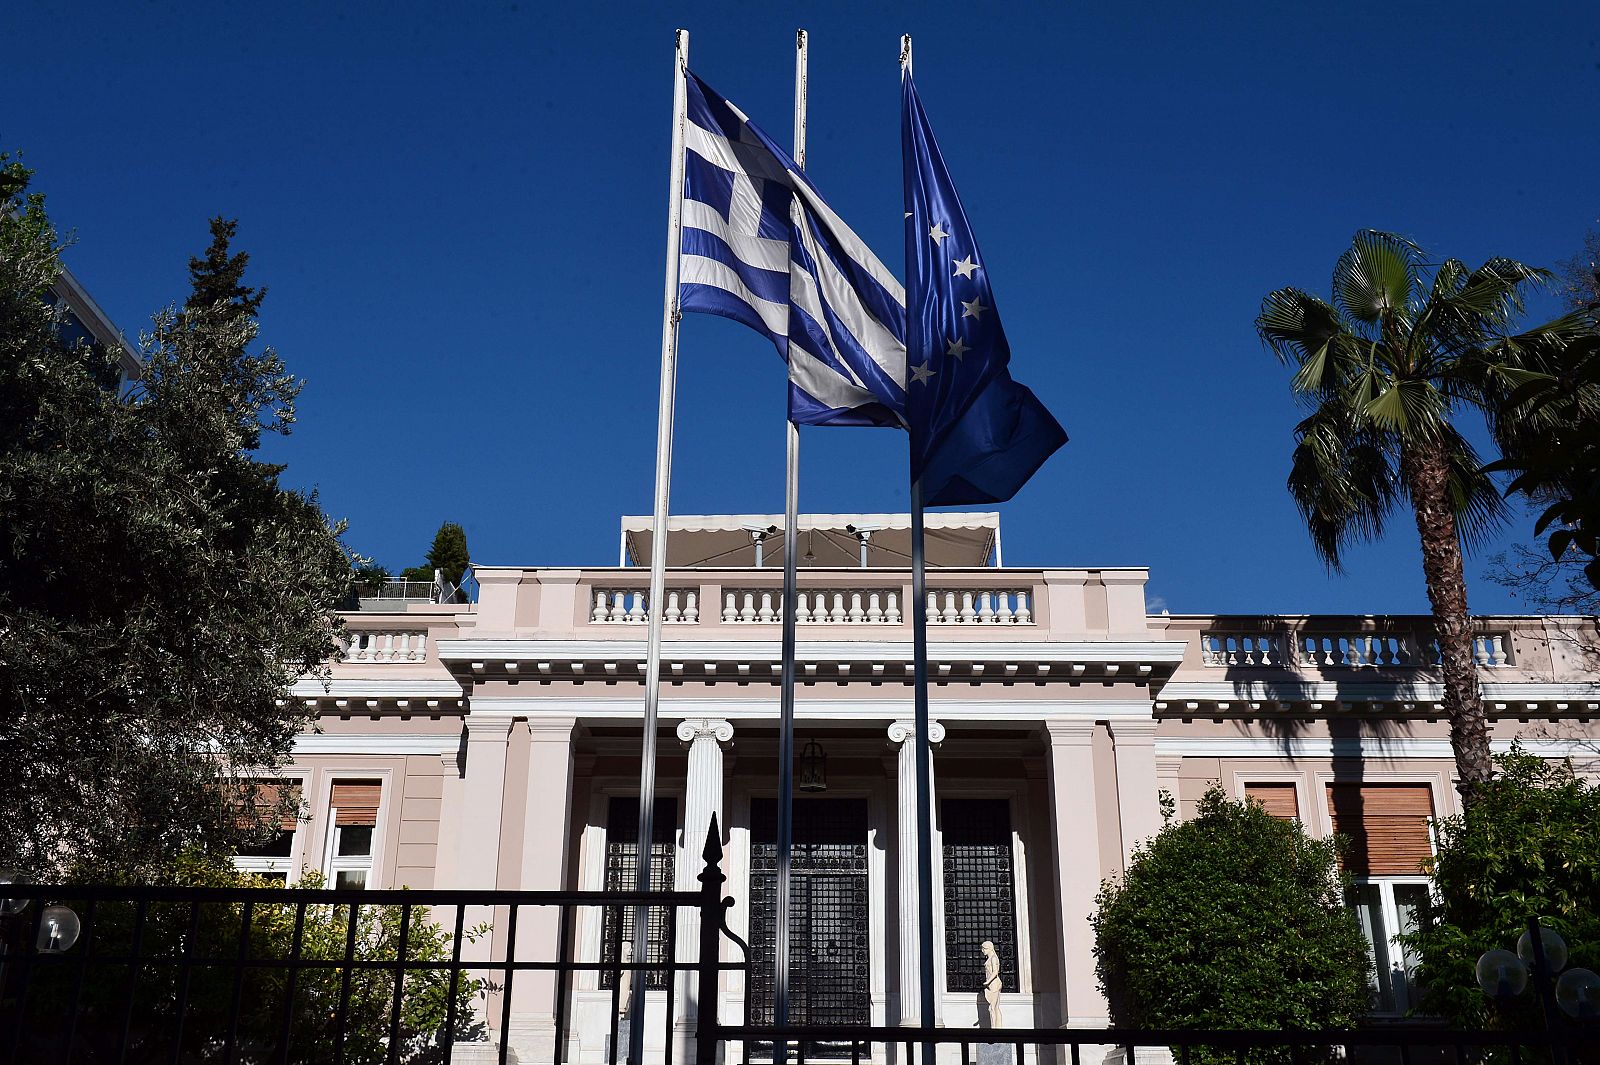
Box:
602;796;677;988
941;798;1019;992
749;797;870;1056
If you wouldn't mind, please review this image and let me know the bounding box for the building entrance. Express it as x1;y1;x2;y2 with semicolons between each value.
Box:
749;797;870;1055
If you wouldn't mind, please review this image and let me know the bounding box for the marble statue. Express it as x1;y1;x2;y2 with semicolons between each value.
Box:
616;939;634;1017
981;940;1003;1027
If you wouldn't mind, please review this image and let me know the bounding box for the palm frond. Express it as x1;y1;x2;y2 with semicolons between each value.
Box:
1286;400;1401;571
1257;288;1344;362
1333;231;1421;326
1364;378;1448;438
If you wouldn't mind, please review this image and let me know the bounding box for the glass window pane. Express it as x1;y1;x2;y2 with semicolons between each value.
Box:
1346;883;1395;1012
336;826;374;857
1393;884;1431;1008
240;830;294;858
335;870;368;890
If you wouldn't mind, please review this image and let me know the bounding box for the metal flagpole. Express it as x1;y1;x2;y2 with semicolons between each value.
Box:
775;27;807;1060
902;32;939;1048
630;27;689;1065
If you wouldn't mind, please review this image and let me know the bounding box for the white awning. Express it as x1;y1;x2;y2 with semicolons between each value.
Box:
620;513;1000;569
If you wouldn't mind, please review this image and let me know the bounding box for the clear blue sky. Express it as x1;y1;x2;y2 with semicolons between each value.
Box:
11;1;1598;615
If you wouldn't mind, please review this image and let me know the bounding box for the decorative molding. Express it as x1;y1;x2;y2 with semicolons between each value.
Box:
437;638;1186;665
1109;719;1160;742
1156;680;1600;705
526;716;577;739
293;733;461;756
1154;736;1598;760
467;695;1158;723
675;718;735;744
291;678;464;698
1043;718;1098;743
887;719;946;745
462;715;516;738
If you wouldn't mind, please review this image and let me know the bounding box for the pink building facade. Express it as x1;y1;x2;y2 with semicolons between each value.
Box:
259;514;1600;1061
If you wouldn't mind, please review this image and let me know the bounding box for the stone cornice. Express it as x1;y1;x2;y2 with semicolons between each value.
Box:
468;695;1156;723
1155;679;1600;718
438;638;1182;662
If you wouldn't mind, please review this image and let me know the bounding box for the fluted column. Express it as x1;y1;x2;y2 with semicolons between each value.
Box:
888;718;946;1026
674;719;734;1059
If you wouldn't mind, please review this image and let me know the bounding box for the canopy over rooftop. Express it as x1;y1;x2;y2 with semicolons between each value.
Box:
620;513;1000;569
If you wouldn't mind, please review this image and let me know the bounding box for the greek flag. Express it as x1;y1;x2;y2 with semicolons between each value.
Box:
679;72;908;428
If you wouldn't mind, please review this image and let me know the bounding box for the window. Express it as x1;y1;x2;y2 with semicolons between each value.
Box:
1326;783;1435;1013
1244;781;1299;821
326;780;382;890
1347;879;1431;1013
941;798;1019;993
601;797;677;989
233;780;302;883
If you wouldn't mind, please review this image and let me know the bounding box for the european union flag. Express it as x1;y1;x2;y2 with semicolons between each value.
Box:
902;72;1067;506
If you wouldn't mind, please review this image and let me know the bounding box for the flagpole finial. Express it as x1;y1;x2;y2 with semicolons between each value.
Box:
797;27;807;47
900;34;912;73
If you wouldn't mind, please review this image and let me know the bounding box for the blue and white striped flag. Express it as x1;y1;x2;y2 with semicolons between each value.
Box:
679;72;908;428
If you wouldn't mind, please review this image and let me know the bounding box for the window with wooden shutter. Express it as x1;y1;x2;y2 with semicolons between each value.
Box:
1244;782;1299;821
1325;783;1434;875
234;779;303;881
330;780;382;826
327;779;382;889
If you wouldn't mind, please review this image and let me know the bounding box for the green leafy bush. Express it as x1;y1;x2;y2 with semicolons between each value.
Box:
1402;746;1600;1031
1092;787;1371;1061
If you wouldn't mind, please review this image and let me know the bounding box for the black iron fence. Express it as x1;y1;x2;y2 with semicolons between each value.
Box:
3;823;1593;1065
716;1025;1594;1065
0;822;741;1065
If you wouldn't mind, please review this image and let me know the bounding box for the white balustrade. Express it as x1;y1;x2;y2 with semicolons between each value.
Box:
589;589;697;624
344;630;427;663
1203;629;1515;669
925;588;1034;624
1298;633;1418;668
1473;633;1510;667
1200;632;1284;667
719;588;905;623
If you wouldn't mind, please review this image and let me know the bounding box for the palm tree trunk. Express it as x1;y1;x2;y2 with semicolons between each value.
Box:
1400;443;1495;800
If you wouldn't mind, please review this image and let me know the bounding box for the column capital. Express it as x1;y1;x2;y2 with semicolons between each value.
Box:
1108;718;1160;744
463;714;516;738
675;717;734;744
887;719;945;745
1043;717;1097;745
525;715;577;739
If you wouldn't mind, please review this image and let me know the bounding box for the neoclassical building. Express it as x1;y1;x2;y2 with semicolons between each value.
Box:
254;512;1600;1060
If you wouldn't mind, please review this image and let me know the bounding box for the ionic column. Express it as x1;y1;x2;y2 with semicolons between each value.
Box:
674;719;734;1059
888;718;946;1026
1044;719;1106;1028
1109;719;1162;868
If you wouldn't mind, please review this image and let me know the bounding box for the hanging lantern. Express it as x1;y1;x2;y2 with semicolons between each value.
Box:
798;739;828;792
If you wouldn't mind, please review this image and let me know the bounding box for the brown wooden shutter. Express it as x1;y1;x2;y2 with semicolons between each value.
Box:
331;780;382;826
239;780;301;831
1245;782;1300;821
1325;783;1434;875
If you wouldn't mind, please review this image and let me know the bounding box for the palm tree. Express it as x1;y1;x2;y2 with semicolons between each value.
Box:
1257;231;1593;798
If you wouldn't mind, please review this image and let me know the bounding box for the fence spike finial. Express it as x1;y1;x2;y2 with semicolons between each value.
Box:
701;812;722;866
